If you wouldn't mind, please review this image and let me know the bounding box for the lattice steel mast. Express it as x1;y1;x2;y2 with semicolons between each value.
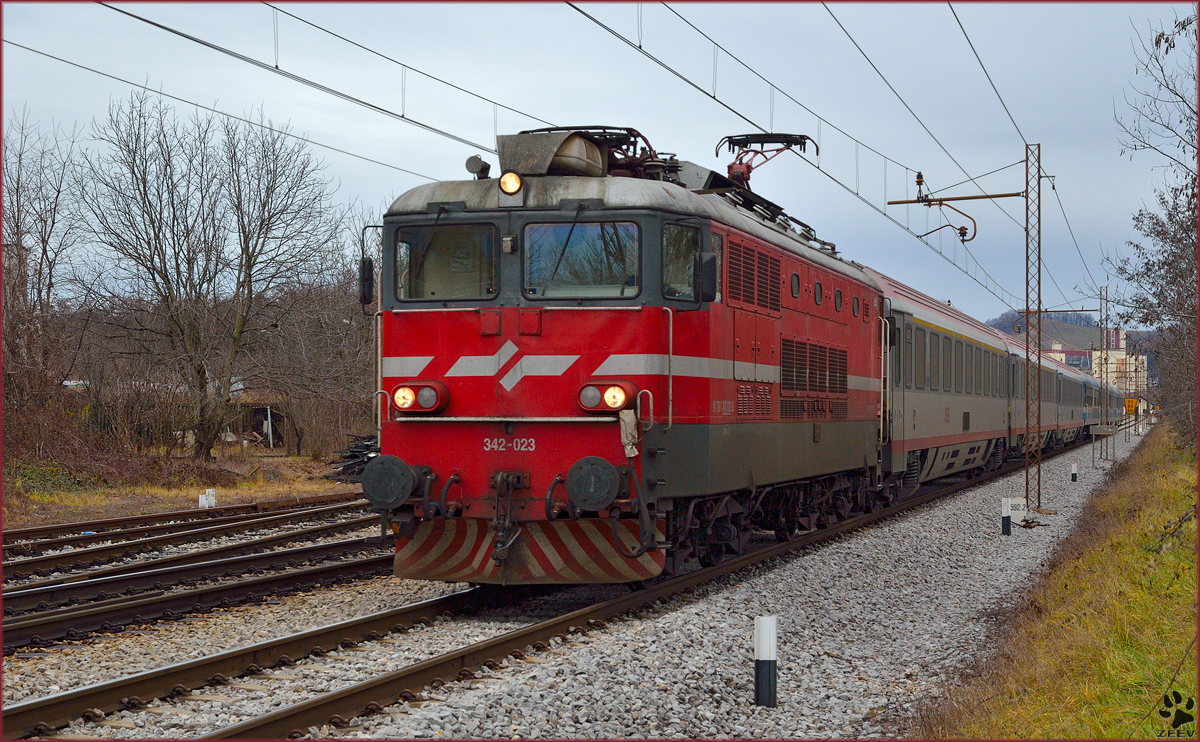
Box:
1024;144;1042;511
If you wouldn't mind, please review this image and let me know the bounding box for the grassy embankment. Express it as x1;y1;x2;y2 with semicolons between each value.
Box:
2;448;353;529
917;423;1197;738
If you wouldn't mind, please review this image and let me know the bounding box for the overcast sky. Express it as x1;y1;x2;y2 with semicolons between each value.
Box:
3;2;1191;323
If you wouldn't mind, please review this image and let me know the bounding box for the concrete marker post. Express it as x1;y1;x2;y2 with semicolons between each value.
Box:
1002;497;1011;536
754;616;777;708
1071;464;1078;482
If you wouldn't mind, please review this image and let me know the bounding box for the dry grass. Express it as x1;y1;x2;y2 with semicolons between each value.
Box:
2;453;353;529
914;424;1197;738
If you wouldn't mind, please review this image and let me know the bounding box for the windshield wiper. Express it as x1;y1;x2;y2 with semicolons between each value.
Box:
411;205;449;283
547;202;587;282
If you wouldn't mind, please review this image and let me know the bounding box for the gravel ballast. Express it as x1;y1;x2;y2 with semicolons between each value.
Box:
14;433;1142;738
335;434;1142;739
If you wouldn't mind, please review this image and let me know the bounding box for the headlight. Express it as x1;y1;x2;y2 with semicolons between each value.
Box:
416;386;438;409
393;387;416;409
603;386;627;409
499;171;523;195
577;381;635;412
579;385;602;408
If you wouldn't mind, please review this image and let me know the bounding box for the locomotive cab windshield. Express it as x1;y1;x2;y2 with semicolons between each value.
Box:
396;223;498;300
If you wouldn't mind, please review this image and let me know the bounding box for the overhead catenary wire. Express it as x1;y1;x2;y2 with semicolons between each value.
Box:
948;2;1099;292
824;3;1086;306
1049;181;1100;289
660;2;919;174
947;3;1027;146
3;39;440;182
651;3;1030;308
262;3;556;129
929;160;1022;195
99;2;498;154
567;1;1020;310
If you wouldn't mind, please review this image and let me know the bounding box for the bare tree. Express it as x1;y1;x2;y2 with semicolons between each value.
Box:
78;91;345;459
241;204;381;457
1109;14;1198;446
2;108;86;408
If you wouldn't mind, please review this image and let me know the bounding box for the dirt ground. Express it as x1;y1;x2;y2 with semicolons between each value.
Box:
2;453;359;530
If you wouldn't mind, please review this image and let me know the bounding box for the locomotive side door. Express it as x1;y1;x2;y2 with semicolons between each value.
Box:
733;309;756;382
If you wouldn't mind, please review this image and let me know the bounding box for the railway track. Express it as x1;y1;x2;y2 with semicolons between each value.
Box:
4;438;1094;739
3;551;394;650
2;503;372;580
3;515;378;596
3;538;380;616
2;491;363;545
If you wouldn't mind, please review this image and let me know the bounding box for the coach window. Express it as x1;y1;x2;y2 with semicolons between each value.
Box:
904;323;913;388
929;333;940;390
662;224;700;300
791;273;801;298
852;295;860;317
914;327;927;390
397;224;498;300
954;340;964;393
835;289;843;312
814;281;823;305
525;221;639;298
975;347;983;395
710;233;724;301
960;343;969;396
943;336;953;391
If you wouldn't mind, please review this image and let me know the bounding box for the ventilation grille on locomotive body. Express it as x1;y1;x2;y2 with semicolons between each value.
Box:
779;338;848;419
727;241;781;311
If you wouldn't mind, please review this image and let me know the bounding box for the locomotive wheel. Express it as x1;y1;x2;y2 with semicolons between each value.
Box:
774;510;800;542
698;545;725;568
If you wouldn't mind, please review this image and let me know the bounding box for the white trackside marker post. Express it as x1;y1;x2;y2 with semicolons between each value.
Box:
200;488;216;509
754;616;777;707
1002;497;1011;536
1071;464;1078;482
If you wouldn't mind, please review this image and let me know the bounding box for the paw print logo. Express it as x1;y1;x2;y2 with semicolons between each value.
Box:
1159;691;1196;730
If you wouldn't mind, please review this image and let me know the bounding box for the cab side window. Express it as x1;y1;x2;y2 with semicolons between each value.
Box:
663;224;700;300
710;233;724;302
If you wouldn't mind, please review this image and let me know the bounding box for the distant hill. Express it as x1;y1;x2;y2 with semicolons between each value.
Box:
985;309;1096;334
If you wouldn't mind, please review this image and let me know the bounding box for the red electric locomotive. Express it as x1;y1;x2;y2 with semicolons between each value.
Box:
357;126;1121;586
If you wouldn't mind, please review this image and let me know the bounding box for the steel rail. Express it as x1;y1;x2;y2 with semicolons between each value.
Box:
3;590;485;739
3;538;377;615
3;506;369;558
4;437;1098;738
2;503;367;578
203;438;1098;739
3;553;394;650
3;516;377;593
2;492;363;544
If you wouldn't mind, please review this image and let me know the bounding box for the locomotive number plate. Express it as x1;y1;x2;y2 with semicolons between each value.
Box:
483;437;537;452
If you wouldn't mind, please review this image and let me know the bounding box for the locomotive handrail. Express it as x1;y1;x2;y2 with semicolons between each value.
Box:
636;389;655;431
663;307;674;430
374;389;389;433
375;311;383;433
879;316;891;445
388;307;479;314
